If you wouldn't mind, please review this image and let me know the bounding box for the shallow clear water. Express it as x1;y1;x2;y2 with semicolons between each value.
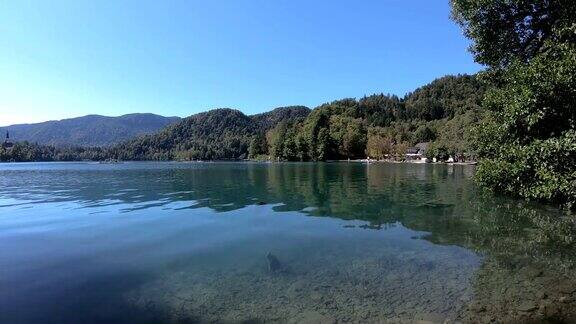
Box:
0;162;574;323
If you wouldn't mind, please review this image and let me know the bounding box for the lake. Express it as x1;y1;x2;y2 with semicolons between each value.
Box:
0;162;574;323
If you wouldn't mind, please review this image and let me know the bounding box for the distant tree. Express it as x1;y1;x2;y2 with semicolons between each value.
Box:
393;142;409;160
248;134;268;158
413;125;436;143
328;115;367;159
366;128;394;160
269;122;288;160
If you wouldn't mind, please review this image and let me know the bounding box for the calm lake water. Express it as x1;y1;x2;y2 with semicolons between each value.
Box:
0;162;574;323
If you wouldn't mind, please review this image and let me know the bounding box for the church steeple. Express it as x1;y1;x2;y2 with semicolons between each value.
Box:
2;130;13;148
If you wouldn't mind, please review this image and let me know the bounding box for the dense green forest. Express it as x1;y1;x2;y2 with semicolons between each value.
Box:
110;106;311;161
114;74;484;162
452;0;576;209
261;75;485;162
0;142;107;162
0;75;485;163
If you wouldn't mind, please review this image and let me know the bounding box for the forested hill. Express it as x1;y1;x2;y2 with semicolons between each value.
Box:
251;106;311;130
105;74;483;161
110;106;311;160
1;113;181;147
0;74;484;162
260;74;486;161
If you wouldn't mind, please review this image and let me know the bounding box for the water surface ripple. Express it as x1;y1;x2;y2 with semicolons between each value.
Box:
0;162;574;323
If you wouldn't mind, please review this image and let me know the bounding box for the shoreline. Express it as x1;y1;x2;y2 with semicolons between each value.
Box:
0;159;478;165
330;159;477;166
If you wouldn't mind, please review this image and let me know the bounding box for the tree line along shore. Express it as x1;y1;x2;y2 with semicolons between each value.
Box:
0;74;485;164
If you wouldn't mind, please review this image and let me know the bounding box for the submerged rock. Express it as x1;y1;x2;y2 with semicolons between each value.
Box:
266;252;282;273
517;301;537;312
289;310;336;324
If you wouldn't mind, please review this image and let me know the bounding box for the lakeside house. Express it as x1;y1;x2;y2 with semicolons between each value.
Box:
406;142;428;162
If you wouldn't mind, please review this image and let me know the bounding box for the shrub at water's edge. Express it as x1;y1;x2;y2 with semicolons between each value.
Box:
451;0;576;209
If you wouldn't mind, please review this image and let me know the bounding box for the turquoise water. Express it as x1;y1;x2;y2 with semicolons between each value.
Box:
0;162;574;323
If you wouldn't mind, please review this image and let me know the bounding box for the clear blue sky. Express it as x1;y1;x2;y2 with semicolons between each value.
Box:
0;0;481;126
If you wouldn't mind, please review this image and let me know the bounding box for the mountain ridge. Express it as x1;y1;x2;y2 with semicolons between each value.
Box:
111;106;311;160
1;113;182;147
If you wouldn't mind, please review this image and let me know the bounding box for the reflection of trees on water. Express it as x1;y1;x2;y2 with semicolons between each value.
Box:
2;162;575;321
2;163;573;256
